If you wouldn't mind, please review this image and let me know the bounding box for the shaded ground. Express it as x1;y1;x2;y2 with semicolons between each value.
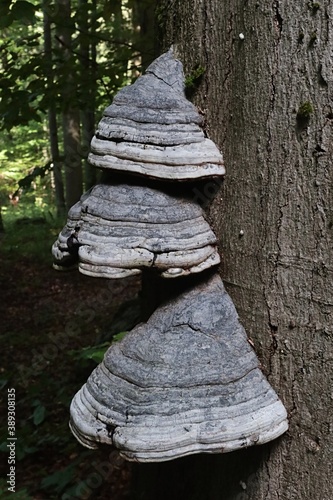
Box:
0;218;141;499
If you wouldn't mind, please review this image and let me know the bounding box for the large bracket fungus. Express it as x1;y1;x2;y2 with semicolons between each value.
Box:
52;182;220;279
88;50;225;180
70;273;288;462
53;49;288;462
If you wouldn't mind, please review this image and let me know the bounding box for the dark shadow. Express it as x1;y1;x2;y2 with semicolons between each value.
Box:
129;444;271;500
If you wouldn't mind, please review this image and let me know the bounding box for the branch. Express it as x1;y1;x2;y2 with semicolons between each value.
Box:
12;158;64;198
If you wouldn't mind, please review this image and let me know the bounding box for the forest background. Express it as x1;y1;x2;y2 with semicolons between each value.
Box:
1;1;157;498
2;0;332;499
0;0;156;215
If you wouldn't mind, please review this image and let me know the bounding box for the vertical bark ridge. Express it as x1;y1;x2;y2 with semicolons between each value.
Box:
157;0;333;498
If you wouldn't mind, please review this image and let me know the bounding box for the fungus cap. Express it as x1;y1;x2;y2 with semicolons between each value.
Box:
52;183;220;279
69;273;288;462
89;49;225;180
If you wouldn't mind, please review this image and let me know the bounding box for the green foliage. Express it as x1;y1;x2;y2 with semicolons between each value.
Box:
13;161;55;198
296;101;314;129
112;330;128;342
0;193;137;498
0;482;33;500
0;1;43;130
0;206;62;263
32;400;47;426
308;2;321;13
71;341;111;364
0;0;141;130
185;64;206;99
0;0;153;213
0;0;36;29
0;4;147;497
40;462;78;495
185;65;206;89
0;378;8;390
69;332;128;365
0;396;47;460
297;101;313;120
0;121;51;215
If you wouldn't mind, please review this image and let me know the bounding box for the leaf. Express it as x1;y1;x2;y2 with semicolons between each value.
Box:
0;441;7;452
33;404;46;425
16;445;38;460
112;331;128;342
40;465;76;494
89;349;108;363
0;0;11;16
74;342;110;363
0;441;37;460
0;0;13;27
0;13;13;28
11;1;36;23
71;333;128;365
0;378;8;390
24;33;41;46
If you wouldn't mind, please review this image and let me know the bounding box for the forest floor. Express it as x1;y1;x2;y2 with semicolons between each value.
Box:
0;213;142;499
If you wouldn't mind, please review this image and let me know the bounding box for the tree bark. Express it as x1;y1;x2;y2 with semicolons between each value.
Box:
43;2;66;215
57;0;83;209
78;0;97;190
133;1;333;499
0;206;4;235
129;0;158;69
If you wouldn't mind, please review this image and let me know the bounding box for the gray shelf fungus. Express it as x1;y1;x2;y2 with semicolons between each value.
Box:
88;49;225;180
52;48;288;463
70;273;288;462
52;182;220;278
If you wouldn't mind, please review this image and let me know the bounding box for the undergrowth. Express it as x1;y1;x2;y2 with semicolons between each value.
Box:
0;204;138;499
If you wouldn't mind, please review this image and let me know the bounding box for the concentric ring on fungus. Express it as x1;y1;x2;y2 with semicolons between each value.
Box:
69;274;288;462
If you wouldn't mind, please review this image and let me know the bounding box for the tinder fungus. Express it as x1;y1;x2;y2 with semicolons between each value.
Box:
52;48;288;463
52;182;220;278
70;274;288;462
88;50;225;180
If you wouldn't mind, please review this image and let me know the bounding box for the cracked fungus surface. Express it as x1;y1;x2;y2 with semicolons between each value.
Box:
70;273;288;462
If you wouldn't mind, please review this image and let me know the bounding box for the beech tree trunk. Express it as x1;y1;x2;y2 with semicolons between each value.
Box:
43;3;66;215
129;0;157;69
57;0;83;209
131;1;333;499
79;0;97;190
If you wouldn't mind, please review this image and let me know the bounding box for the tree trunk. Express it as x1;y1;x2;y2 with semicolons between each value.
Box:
49;108;66;215
132;1;333;499
43;2;66;215
129;0;158;69
57;0;83;209
62;108;82;209
78;0;97;190
0;206;4;235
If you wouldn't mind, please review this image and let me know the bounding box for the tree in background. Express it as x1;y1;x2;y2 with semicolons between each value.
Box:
43;0;66;214
0;0;157;213
131;1;333;499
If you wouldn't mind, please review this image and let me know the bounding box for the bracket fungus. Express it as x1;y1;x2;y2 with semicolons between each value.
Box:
52;182;220;278
89;50;225;180
53;48;288;463
70;273;288;462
